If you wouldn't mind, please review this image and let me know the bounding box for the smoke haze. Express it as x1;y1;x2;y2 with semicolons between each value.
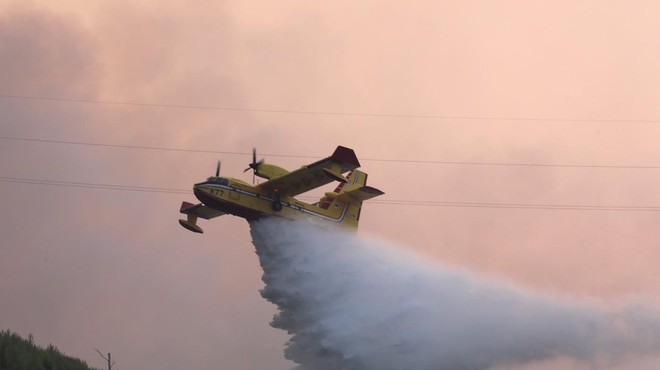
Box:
250;219;660;370
3;2;660;369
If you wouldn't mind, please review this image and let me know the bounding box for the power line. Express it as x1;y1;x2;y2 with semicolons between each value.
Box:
2;176;659;212
0;176;188;194
372;199;660;212
0;136;251;156
3;135;660;170
2;93;659;123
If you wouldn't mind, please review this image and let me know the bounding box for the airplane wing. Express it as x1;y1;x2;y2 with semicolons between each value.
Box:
256;146;361;197
180;201;225;220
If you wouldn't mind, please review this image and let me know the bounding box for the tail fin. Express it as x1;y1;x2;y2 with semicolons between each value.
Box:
320;170;384;229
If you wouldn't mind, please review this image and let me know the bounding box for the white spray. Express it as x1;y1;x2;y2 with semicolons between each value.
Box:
250;218;660;370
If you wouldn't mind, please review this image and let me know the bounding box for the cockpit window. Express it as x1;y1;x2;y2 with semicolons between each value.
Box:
207;177;229;185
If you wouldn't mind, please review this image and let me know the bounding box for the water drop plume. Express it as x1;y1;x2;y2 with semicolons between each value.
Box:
250;218;660;370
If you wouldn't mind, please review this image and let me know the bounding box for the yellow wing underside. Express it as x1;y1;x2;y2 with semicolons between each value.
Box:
256;146;360;197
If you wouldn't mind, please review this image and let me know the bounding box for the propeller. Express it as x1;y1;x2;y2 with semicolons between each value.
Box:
215;160;221;177
243;148;264;184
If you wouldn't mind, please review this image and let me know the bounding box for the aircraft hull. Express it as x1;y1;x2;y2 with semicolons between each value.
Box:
193;186;267;221
192;181;353;225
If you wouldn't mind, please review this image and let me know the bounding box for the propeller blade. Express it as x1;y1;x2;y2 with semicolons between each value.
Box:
245;147;263;182
215;161;221;177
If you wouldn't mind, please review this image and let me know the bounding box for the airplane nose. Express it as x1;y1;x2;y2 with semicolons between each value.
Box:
192;184;208;203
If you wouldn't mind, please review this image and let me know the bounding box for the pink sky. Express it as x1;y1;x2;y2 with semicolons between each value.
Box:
2;1;660;368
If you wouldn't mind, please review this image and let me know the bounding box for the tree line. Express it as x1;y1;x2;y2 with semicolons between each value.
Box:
0;330;97;370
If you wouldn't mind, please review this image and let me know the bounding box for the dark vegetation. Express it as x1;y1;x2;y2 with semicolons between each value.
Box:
0;330;96;370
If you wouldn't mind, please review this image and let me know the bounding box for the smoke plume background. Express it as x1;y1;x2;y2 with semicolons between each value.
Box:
3;1;660;369
251;219;660;370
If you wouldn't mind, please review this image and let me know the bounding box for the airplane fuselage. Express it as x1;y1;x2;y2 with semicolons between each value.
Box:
179;146;383;233
193;177;356;224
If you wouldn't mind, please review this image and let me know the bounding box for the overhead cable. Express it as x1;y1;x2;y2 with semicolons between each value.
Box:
2;135;660;170
2;176;659;212
2;93;659;123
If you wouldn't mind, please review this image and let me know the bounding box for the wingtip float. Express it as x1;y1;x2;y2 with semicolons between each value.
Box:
178;146;384;233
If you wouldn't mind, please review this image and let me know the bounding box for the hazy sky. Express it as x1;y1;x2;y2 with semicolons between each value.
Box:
2;1;660;369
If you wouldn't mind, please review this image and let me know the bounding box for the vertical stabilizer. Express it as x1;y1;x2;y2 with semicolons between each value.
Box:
319;170;384;229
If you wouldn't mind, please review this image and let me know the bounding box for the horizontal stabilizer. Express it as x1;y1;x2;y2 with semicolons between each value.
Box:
335;186;384;202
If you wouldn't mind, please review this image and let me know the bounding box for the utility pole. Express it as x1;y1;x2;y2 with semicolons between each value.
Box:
94;348;116;370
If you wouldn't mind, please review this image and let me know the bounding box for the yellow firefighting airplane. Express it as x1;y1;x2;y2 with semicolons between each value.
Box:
178;146;384;233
